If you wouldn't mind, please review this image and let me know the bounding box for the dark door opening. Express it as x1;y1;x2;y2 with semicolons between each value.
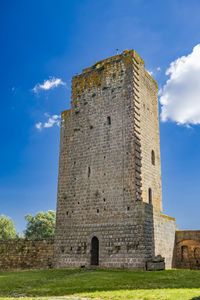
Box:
91;236;99;265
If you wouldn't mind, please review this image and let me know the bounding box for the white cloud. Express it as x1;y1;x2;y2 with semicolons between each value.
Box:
32;77;66;94
44;115;60;128
147;69;154;76
146;67;161;77
160;44;200;125
35;114;60;131
35;122;42;131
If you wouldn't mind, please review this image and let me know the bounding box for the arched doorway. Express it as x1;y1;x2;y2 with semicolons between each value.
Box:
91;236;99;266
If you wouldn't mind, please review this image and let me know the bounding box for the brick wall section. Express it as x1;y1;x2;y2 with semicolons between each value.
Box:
0;239;54;270
153;210;176;269
174;231;200;270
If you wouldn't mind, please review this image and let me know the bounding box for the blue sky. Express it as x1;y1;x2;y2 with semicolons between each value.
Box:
1;0;200;233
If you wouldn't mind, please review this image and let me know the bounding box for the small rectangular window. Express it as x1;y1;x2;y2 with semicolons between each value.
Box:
107;116;111;125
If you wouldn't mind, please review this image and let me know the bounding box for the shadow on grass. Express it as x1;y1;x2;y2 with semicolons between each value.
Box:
0;269;200;297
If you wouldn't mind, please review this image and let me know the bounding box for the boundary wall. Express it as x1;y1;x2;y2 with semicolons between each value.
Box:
0;239;54;270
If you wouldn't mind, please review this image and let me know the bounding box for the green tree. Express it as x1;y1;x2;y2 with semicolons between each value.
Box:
0;215;18;239
24;210;56;239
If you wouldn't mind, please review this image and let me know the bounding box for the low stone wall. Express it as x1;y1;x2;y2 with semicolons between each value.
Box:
174;230;200;269
2;231;200;271
153;209;177;269
0;239;54;270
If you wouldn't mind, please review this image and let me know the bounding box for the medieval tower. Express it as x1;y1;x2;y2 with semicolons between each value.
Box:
54;49;176;270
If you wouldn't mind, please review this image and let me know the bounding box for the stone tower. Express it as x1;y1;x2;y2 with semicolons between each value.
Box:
54;49;176;270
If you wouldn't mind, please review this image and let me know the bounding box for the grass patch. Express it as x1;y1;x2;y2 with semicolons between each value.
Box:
0;269;200;299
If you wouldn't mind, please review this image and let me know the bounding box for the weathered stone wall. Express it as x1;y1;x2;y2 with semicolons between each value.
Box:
174;231;200;269
55;202;154;270
54;49;175;269
139;69;162;211
0;239;54;270
56;50;144;227
153;210;176;269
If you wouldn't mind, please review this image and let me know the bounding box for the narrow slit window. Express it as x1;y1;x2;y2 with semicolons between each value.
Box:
151;150;155;165
148;188;152;204
88;166;91;178
107;116;111;125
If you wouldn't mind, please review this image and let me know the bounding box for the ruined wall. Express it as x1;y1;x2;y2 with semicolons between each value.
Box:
0;239;54;270
174;231;200;270
153;210;176;269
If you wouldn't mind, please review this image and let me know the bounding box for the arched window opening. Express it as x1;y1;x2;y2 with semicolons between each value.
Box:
91;236;99;266
148;188;152;204
151;150;155;165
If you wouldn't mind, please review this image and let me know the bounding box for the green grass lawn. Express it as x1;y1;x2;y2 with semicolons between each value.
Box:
0;268;200;300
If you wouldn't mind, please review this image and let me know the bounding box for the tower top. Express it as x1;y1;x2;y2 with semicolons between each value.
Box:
82;49;144;74
73;49;157;89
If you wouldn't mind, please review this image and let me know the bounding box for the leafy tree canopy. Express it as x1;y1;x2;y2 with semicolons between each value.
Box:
24;210;56;239
0;215;18;239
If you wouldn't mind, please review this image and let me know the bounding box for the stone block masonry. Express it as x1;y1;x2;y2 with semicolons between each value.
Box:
153;210;176;269
174;231;200;270
0;239;54;270
55;202;154;269
54;49;177;269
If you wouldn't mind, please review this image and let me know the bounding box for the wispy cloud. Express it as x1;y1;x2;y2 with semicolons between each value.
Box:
35;122;42;131
35;114;60;131
160;44;200;125
146;67;161;77
147;69;154;76
44;115;60;128
32;77;66;94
